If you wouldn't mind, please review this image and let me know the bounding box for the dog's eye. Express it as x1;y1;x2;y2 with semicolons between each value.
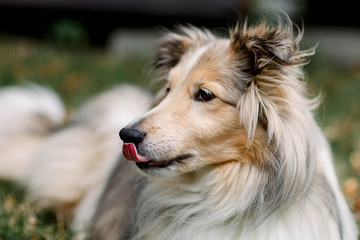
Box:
165;84;171;93
194;88;215;102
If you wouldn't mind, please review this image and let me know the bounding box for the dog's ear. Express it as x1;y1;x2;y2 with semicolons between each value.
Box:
153;33;188;69
232;17;316;142
230;18;304;74
232;16;319;206
153;26;214;70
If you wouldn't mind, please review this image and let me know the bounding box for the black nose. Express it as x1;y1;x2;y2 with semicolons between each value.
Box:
119;128;146;146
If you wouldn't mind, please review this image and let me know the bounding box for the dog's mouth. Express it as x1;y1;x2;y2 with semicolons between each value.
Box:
135;154;192;169
135;159;174;169
122;142;191;170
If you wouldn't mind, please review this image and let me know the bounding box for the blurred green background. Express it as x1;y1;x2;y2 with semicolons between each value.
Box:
0;0;359;239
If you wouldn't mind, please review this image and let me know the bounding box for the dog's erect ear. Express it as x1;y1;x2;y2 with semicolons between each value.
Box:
153;26;215;70
230;18;305;73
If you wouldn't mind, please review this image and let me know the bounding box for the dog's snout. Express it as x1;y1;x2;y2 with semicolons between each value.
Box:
119;128;146;145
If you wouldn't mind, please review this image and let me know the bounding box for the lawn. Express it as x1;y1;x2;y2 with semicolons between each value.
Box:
0;35;359;239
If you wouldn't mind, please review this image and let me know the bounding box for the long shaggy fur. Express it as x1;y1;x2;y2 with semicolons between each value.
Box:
113;16;357;240
0;15;358;240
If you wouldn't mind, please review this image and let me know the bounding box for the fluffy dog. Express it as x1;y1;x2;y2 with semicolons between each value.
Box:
0;84;152;238
0;15;358;240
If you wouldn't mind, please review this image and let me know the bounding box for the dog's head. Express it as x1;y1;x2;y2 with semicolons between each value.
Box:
120;16;315;178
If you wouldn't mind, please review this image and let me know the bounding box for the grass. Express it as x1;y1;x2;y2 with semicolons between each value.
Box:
0;35;359;239
0;36;152;109
0;181;71;240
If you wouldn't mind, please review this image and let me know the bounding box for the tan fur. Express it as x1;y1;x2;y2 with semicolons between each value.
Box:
131;37;271;175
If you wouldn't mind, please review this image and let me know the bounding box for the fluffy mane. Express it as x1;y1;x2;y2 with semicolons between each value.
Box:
126;16;356;240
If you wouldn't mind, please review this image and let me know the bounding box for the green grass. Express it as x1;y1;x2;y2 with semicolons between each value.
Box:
0;181;71;240
0;35;359;239
0;36;152;109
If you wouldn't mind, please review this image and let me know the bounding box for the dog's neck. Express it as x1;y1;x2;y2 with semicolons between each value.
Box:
131;161;296;238
129;134;344;240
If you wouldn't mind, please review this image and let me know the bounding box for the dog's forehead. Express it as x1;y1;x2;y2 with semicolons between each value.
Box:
168;44;210;85
168;39;245;101
169;40;230;82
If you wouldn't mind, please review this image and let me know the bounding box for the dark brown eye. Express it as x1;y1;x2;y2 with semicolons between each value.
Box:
194;88;215;102
165;84;171;93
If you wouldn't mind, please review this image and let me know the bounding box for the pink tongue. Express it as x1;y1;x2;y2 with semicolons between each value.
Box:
122;143;150;162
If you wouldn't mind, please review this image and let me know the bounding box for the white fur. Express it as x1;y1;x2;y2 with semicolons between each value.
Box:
0;85;64;180
0;84;152;238
181;44;210;80
0;84;64;135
